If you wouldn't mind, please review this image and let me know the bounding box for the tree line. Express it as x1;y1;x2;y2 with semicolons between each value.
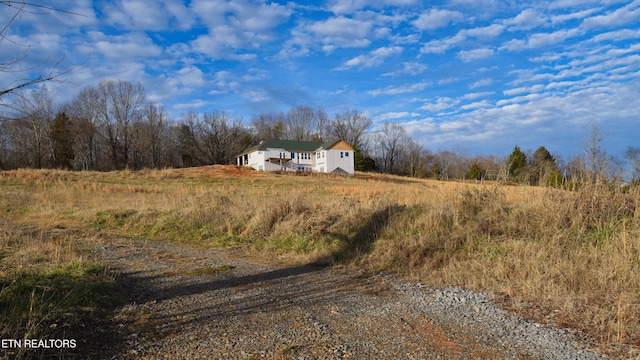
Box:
1;79;639;186
0;80;376;171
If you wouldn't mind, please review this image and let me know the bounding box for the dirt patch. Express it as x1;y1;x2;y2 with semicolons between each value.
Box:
96;238;512;359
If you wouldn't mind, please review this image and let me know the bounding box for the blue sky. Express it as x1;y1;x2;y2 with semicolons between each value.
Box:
2;0;640;157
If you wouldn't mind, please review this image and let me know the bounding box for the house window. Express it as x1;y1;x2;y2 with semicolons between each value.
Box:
291;152;295;159
340;152;343;158
345;152;349;157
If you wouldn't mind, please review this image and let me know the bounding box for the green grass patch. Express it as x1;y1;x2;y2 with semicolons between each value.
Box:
0;261;126;339
253;234;314;254
210;234;246;247
93;209;137;229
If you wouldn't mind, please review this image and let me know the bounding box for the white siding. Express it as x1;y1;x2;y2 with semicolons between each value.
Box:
242;145;353;174
325;149;354;174
314;151;327;172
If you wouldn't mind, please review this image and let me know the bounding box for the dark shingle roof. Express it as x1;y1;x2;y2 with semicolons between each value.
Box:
239;139;322;155
318;140;340;149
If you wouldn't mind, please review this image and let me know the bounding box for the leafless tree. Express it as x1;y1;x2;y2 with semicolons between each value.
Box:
400;140;428;177
328;108;372;150
285;105;314;141
251;112;286;141
0;1;80;103
313;107;329;143
581;123;608;184
64;87;101;169
625;147;640;183
135;102;169;168
432;150;458;180
97;80;146;169
374;122;410;174
283;105;331;142
12;86;55;168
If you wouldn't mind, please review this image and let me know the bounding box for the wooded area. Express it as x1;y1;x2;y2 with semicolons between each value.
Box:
1;80;639;187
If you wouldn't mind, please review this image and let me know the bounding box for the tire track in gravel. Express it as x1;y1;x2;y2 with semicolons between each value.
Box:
96;238;602;359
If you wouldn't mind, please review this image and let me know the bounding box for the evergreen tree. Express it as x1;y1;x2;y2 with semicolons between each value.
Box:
531;146;558;185
178;123;197;167
353;145;376;172
545;169;563;188
50;112;75;169
506;145;528;181
469;163;482;180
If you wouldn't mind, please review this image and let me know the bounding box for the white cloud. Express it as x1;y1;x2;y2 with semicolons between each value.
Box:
551;8;600;25
420;23;503;54
592;28;640;42
500;39;527;51
227;1;292;32
458;48;494;62
90;32;163;60
465;24;506;38
461;100;491;110
369;81;430;96
470;78;493;89
581;1;640;29
187;0;291;58
420;39;454;54
176;66;207;88
376;111;417;121
242;69;271;81
503;84;545;96
464;91;495;99
527;28;583;48
508;9;547;30
190;27;246;58
342;46;403;68
412;9;464;30
103;0;194;31
419;97;459;112
328;0;418;15
306;16;374;49
172;99;213;110
382;62;428;77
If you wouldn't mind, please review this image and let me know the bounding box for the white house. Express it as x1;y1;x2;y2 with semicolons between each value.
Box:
236;139;355;175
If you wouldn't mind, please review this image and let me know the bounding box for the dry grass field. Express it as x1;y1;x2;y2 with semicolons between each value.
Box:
1;166;639;355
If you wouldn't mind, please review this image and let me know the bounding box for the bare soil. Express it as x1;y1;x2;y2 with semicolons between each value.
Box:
90;238;602;359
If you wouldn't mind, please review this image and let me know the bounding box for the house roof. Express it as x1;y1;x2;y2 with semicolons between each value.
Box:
318;139;354;151
239;139;321;155
238;139;353;156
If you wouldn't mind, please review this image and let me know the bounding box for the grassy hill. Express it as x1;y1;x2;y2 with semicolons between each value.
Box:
1;166;638;354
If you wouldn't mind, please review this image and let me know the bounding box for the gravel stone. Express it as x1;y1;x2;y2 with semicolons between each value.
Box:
96;238;608;359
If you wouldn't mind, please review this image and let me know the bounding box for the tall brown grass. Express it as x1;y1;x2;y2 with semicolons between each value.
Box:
1;167;638;354
0;172;126;358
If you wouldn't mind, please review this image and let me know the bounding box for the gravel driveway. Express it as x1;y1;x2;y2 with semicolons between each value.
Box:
96;238;605;359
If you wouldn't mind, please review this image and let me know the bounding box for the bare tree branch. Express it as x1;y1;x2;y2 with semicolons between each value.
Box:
0;1;83;103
